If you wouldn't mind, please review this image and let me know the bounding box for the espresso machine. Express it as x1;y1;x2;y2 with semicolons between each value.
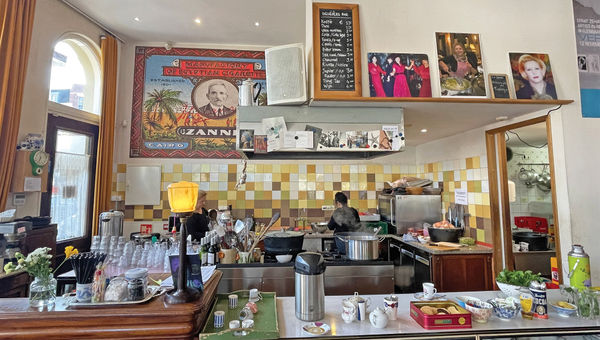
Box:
0;221;32;267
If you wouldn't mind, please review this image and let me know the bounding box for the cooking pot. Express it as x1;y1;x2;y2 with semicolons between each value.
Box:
512;231;548;251
536;172;551;192
427;226;463;243
263;230;304;255
518;168;539;187
336;232;384;260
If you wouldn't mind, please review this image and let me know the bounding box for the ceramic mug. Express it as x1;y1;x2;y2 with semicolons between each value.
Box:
76;283;93;303
349;292;371;310
248;288;262;302
423;282;437;299
221;248;238;264
383;295;398;320
341;299;356;323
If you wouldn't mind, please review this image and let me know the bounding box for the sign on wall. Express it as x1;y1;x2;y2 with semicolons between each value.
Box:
573;0;600;118
130;47;267;158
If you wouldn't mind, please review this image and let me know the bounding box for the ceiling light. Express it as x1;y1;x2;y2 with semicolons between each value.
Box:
134;17;140;22
254;22;260;27
420;129;428;133
496;116;508;121
194;18;201;24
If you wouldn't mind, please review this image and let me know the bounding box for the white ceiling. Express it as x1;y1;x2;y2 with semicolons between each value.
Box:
505;122;548;148
63;0;306;45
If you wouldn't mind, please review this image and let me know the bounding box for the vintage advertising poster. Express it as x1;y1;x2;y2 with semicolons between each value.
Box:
130;47;267;158
573;0;600;117
435;32;486;97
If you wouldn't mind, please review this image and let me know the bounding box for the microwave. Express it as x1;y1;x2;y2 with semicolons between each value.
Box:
378;194;442;235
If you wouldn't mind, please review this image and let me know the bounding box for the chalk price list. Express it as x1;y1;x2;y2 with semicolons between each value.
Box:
319;9;355;91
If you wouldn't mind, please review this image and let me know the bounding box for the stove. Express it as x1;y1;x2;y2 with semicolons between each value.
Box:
263;250;384;264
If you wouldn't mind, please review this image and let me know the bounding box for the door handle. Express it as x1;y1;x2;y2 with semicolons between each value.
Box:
390;243;401;250
389;198;396;226
401;248;414;258
415;254;430;266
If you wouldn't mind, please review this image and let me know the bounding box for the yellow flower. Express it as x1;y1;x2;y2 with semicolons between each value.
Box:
64;246;78;259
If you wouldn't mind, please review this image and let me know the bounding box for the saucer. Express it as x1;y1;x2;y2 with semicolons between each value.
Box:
302;322;330;336
413;292;446;301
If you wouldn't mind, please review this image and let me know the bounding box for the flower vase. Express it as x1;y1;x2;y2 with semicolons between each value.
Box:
29;274;57;308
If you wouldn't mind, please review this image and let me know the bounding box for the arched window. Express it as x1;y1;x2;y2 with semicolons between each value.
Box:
48;34;101;121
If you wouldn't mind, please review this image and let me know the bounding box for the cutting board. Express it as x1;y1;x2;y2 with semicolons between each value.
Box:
422;242;462;252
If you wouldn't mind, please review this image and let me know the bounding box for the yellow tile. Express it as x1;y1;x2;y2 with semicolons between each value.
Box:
281;164;290;173
359;201;368;211
483;205;491;219
173;164;183;173
143;209;153;220
263;164;272;173
256;164;263;172
476;205;483;217
246;200;254;209
247;164;256;172
207;191;219;200
467;181;475;192
289;164;299;173
448;181;455;191
472;156;480;169
383;174;392;182
477;229;485;242
281;182;290;190
134;208;144;219
468;204;477;216
469;216;477;228
474;193;482;205
299;174;307;182
162;210;171;219
227;191;236;200
324;165;333;173
271;173;281;181
324;182;333;191
350;173;358;182
307;173;316;182
172;172;182;182
466;158;473;169
219;173;228;181
299;200;307;209
460;170;467;181
454;181;461;189
254;209;263;218
482;193;490;205
182;173;192;181
359;182;367;190
375;174;383;182
255;182;264;190
342;182;350;190
271;200;281;209
117;164;127;173
367;165;376;173
368;200;377;209
272;164;280;173
342;165;350;173
163;173;173;182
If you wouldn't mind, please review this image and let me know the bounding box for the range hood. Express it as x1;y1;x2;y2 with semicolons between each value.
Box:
237;105;405;159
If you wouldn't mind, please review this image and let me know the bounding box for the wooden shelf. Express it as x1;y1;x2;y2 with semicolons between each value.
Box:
309;97;573;146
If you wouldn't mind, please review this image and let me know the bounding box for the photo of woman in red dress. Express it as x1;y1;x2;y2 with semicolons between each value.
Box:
368;53;430;98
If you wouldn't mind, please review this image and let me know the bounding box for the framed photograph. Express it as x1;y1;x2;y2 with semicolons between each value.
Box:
304;125;322;151
253;135;267;153
488;73;511;99
238;129;254;150
318;131;344;149
367;53;431;98
435;32;486;97
509;53;557;100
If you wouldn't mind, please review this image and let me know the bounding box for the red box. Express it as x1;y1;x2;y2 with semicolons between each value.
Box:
410;301;472;329
514;216;548;233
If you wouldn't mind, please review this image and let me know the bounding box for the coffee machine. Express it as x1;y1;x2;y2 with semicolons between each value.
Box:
0;221;32;267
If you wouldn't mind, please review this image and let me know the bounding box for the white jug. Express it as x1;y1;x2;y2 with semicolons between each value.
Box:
369;307;389;329
238;78;262;106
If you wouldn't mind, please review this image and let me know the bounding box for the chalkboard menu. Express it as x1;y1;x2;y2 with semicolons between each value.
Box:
313;3;361;98
489;74;511;99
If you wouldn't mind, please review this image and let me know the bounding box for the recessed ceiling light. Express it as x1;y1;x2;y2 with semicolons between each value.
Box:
254;22;260;27
420;129;428;133
134;17;140;22
194;18;202;24
496;116;508;121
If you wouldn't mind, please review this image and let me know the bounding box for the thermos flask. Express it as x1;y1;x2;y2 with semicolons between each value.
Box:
295;252;326;321
568;244;591;289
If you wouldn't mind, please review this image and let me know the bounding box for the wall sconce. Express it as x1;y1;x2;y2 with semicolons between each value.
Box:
164;181;200;304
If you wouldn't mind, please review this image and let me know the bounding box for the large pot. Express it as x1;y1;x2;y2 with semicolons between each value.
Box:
336;232;383;260
263;231;305;255
512;231;548;251
428;227;463;243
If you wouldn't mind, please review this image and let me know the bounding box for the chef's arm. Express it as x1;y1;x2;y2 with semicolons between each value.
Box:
327;216;337;230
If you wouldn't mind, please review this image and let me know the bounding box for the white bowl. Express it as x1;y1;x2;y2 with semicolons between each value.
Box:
496;281;529;299
275;254;293;263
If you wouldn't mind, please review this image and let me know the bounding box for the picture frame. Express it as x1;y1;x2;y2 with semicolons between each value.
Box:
238;129;254;151
509;52;557;100
367;53;431;98
488;73;511;99
253;135;268;153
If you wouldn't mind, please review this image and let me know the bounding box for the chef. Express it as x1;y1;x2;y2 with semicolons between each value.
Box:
327;192;361;254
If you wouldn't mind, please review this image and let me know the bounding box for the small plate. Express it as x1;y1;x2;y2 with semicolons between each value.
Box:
302;322;330;336
413;292;446;301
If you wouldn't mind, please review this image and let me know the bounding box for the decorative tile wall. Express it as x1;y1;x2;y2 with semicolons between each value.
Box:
417;155;493;246
112;163;417;228
113;154;493;245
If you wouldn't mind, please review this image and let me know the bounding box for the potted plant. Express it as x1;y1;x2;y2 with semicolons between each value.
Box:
496;269;542;298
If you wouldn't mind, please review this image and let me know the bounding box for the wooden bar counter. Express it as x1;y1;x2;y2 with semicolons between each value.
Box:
0;270;222;340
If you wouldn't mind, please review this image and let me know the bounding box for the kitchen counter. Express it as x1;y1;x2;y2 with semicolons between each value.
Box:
303;231;334;239
388;235;493;255
277;289;600;339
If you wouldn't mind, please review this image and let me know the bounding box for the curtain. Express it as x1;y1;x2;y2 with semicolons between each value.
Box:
91;35;118;235
0;0;36;210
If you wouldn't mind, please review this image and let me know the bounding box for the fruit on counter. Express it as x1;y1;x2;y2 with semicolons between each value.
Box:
496;269;543;287
557;301;576;309
432;220;456;229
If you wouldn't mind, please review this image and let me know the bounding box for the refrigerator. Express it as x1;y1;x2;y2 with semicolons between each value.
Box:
378;194;442;235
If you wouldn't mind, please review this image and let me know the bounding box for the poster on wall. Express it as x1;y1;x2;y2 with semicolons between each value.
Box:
573;0;600;117
508;53;557;100
367;53;431;98
130;47;267;158
435;32;486;97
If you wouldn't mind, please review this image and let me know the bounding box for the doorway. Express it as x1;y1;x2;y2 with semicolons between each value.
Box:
485;115;562;283
41;115;98;255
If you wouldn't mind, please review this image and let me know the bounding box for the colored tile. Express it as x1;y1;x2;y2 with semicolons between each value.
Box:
466;158;473;169
173;164;183;173
477;229;485;242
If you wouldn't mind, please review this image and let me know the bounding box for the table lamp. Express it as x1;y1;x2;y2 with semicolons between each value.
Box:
165;181;201;304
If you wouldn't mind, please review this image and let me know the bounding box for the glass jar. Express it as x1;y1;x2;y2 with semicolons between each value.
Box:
29;274;57;308
127;278;145;301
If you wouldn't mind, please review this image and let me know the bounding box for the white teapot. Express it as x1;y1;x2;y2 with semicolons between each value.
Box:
369;307;389;329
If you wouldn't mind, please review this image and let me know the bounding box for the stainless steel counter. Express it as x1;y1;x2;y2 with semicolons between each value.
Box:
387;235;493;255
216;261;394;296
